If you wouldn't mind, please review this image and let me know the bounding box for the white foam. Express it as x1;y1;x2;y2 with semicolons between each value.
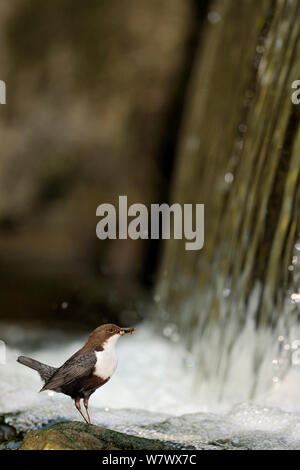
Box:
1;321;300;417
2;322;300;448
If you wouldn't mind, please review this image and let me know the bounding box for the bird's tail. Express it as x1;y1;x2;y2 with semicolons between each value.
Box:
17;356;57;383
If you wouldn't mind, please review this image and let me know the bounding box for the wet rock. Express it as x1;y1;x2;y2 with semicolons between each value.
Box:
0;441;21;450
4;403;300;450
19;421;184;450
0;423;17;442
0;419;22;450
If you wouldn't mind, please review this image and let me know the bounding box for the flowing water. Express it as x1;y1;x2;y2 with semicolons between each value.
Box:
1;1;300;450
155;0;300;407
1;321;300;449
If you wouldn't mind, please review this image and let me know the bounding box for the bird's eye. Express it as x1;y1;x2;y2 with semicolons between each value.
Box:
109;328;114;333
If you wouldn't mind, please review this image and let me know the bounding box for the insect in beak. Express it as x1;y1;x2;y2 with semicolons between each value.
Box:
120;327;135;335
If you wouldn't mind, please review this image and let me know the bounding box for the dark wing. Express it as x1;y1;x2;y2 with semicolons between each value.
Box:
41;352;96;391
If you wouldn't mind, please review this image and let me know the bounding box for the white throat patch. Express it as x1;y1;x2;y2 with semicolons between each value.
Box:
93;333;120;380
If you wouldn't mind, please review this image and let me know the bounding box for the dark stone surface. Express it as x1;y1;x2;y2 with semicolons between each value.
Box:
0;423;17;441
19;421;187;450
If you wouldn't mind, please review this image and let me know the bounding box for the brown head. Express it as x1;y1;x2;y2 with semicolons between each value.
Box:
83;323;135;351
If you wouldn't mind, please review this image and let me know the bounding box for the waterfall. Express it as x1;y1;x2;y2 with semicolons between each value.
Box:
155;0;300;405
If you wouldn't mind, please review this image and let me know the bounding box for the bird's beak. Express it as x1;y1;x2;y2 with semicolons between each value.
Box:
120;327;136;336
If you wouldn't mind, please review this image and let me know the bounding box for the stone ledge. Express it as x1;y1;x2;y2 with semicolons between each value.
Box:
19;421;188;450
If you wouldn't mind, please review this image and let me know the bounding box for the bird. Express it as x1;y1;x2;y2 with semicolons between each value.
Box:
17;323;135;424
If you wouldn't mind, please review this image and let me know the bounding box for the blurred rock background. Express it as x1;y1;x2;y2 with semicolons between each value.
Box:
0;0;206;327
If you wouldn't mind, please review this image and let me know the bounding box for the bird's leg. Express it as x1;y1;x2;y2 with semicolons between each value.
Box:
83;397;92;424
75;398;89;424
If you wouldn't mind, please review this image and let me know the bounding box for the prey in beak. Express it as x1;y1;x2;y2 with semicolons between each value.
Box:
120;327;136;336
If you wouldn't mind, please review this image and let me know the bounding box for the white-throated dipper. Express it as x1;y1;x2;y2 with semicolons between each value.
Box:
17;323;135;424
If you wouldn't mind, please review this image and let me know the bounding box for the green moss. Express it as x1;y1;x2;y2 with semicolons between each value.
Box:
20;421;186;450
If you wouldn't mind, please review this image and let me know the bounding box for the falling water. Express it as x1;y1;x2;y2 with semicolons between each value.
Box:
155;0;300;405
1;0;300;450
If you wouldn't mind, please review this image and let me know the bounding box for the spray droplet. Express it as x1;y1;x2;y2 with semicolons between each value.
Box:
291;293;300;303
225;173;234;184
223;288;231;297
163;323;177;338
292;340;300;350
185;354;196;368
207;11;221;24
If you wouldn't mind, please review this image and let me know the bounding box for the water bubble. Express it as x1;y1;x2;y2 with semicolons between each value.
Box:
292;256;298;265
291;293;300;303
272;376;279;383
223;288;231;297
207;11;221;24
288;265;294;271
292;347;300;365
225;173;234;184
61;301;68;310
185;357;195;368
295;242;300;251
284;344;290;351
163;323;177;338
154;294;161;303
278;336;284;342
272;359;278;365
